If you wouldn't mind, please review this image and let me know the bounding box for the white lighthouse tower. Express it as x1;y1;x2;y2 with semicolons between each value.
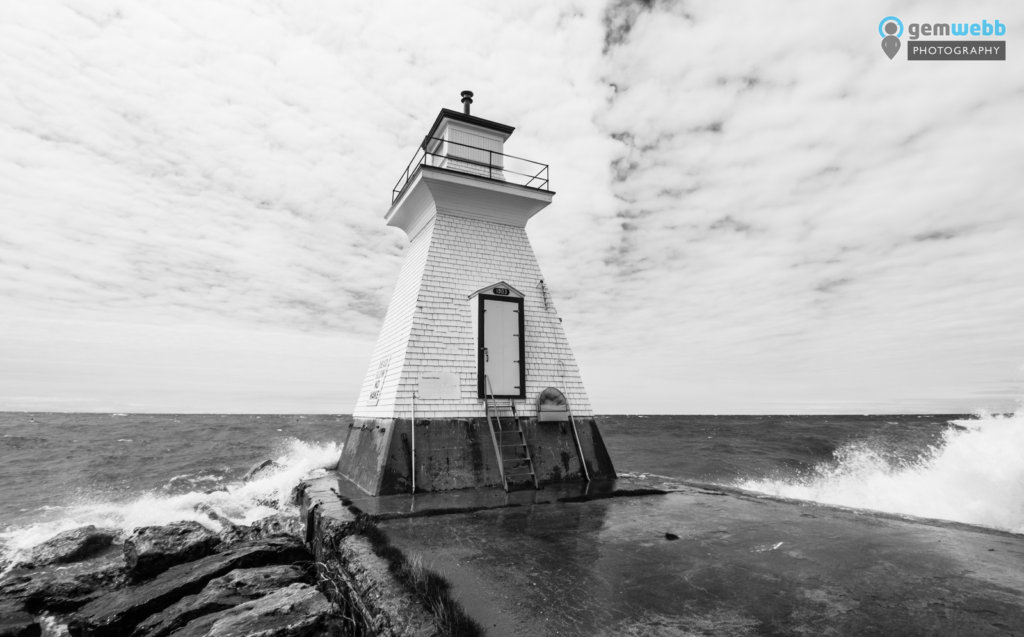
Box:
338;92;615;495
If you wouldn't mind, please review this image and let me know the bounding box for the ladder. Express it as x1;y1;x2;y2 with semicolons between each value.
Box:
484;376;538;492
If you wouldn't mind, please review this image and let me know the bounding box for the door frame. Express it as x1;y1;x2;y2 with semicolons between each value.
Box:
477;293;526;399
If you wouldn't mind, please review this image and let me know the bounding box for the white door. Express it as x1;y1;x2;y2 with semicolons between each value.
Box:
483;298;521;396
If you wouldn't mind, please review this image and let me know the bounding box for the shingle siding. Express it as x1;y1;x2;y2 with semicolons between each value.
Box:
353;212;593;420
352;215;435;419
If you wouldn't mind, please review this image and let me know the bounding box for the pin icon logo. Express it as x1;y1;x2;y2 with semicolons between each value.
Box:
879;16;903;59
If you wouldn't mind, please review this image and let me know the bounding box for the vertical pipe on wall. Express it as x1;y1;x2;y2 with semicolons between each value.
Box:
411;392;417;494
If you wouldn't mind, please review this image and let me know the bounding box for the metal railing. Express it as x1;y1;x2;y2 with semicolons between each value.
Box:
391;136;550;203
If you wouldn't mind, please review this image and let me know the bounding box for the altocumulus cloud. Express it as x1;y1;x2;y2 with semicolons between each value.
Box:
0;0;1021;413
0;1;613;411
571;0;1024;413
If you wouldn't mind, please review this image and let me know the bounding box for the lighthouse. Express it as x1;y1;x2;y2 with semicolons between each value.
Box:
338;92;615;495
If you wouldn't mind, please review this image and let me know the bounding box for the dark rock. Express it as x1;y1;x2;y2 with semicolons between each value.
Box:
249;514;304;540
172;583;342;637
289;481;308;507
18;526;119;569
214;514;304;548
215;524;250;548
0;600;40;637
242;459;279;483
124;521;221;579
68;537;310;637
0;546;125;613
193;504;249;547
211;513;305;548
132;564;308;637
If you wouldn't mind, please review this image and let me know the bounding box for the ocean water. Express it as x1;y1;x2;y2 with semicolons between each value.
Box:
605;411;1024;533
2;410;1022;568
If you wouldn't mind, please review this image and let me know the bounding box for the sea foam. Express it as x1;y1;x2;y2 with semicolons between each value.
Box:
737;409;1024;534
0;438;341;570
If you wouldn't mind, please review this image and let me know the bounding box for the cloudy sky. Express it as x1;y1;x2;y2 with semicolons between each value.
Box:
1;0;1021;414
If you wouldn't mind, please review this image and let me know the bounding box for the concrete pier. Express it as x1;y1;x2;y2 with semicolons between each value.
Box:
301;473;1024;636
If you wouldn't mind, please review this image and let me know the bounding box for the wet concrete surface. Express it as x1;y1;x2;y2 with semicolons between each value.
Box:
362;482;1024;636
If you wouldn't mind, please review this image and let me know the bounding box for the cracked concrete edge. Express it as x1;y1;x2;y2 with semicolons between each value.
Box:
297;477;439;637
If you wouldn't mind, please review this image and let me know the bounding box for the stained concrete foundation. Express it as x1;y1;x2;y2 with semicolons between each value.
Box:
337;417;615;496
302;473;1024;636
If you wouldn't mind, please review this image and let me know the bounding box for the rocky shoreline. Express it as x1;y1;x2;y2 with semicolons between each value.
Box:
1;456;347;637
1;458;488;637
1;511;344;637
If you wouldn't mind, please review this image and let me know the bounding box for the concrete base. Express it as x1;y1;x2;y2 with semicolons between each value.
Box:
337;416;615;496
378;485;1024;636
300;473;1024;636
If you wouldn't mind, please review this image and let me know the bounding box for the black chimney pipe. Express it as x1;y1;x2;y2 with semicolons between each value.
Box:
460;90;474;115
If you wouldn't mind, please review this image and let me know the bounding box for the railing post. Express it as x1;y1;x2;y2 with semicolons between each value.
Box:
391;137;551;203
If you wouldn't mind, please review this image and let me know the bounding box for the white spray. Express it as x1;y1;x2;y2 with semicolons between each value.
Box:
0;438;341;569
737;410;1024;534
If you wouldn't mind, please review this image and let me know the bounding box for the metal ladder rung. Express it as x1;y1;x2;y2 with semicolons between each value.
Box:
484;375;538;492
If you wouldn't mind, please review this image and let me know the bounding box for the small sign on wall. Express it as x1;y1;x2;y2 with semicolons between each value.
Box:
417;371;461;399
368;355;391;406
